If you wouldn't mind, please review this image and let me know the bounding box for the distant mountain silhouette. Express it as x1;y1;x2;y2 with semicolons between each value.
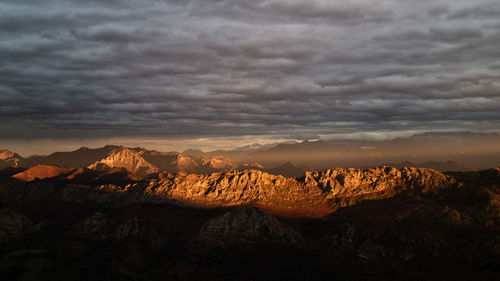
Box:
257;140;334;154
266;161;312;178
379;160;475;172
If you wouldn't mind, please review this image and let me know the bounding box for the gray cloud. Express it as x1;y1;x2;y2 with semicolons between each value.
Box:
0;0;499;142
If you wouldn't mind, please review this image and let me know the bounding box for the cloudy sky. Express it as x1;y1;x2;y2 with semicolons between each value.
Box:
1;0;499;155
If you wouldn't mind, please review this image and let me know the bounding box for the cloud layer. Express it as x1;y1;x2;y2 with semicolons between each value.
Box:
1;0;499;141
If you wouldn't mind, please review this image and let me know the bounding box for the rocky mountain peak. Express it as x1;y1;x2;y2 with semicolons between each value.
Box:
201;155;236;169
88;147;158;174
0;150;23;168
0;150;21;160
76;146;90;151
266;161;311;178
70;212;117;240
12;165;76;181
198;206;303;247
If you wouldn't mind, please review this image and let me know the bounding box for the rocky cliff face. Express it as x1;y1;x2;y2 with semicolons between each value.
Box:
88;147;158;174
142;152;198;173
145;167;457;214
70;212;167;247
70;212;117;240
198;206;303;247
0;150;22;168
1;166;460;217
200;155;237;173
0;208;34;243
324;222;446;261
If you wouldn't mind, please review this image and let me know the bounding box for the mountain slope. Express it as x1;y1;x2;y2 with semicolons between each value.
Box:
0;150;23;168
12;165;76;181
266;161;312;177
88;147;158;174
2;166;459;217
200;155;237;173
198;206;303;247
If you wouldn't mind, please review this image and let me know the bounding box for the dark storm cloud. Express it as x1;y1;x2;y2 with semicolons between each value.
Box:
189;0;394;25
0;0;499;141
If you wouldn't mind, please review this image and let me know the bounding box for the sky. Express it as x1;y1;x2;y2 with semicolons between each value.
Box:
1;0;500;155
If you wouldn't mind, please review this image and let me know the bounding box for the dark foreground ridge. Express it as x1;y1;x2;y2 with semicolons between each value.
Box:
0;166;499;280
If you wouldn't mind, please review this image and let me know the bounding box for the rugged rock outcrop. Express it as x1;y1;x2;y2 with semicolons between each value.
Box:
0;208;33;243
116;216;149;240
142;151;199;173
117;216;166;247
88;147;158;174
0;150;22;168
0;150;20;160
144;167;457;215
1;166;460;217
70;212;117;240
324;223;446;261
198;207;303;247
200;155;237;173
70;213;166;246
144;152;238;174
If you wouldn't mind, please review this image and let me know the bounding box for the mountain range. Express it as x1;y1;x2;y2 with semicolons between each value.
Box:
1;145;241;175
0;142;499;280
203;132;500;169
3;134;498;181
1;145;320;185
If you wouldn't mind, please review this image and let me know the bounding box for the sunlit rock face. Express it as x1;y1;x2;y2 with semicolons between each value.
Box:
200;155;237;173
146;167;457;215
198;206;303;247
88;147;158;174
12;165;76;181
1;166;459;217
0;150;22;168
0;150;17;160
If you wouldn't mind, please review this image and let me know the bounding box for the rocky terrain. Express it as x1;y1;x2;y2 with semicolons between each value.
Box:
1;165;460;217
0;146;499;280
198;206;304;247
0;150;22;169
